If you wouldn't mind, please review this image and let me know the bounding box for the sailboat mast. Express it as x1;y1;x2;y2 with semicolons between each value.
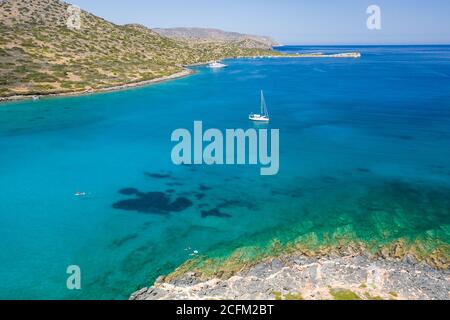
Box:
261;90;265;115
261;90;268;116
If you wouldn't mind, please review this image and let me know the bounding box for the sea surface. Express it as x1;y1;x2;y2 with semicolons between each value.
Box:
0;46;449;299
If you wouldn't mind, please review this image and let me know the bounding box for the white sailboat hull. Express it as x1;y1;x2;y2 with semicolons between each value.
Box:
249;114;270;122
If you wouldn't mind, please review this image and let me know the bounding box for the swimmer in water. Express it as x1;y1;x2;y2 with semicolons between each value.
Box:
189;250;199;257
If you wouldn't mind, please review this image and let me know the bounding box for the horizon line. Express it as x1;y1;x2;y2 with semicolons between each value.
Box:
277;43;450;46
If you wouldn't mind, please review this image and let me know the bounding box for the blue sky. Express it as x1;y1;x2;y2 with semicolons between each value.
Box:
70;0;450;45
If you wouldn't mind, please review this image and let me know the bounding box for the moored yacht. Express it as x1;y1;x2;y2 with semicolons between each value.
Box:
249;90;270;122
208;61;227;68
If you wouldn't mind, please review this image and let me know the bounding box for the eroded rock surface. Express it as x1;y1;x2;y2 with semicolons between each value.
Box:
130;255;450;300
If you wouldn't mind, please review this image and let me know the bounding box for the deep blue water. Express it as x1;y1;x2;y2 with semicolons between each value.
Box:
0;46;449;299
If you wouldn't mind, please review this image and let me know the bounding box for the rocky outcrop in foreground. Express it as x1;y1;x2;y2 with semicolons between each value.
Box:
131;254;450;300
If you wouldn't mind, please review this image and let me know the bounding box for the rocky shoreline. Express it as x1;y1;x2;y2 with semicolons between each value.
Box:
0;69;195;104
131;253;449;300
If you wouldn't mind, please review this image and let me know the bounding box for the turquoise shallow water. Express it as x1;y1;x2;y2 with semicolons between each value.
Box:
0;46;450;299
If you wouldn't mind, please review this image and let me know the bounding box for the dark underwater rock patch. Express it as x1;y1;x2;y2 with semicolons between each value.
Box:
201;208;232;219
113;189;193;214
289;191;303;198
322;176;338;184
145;172;172;179
167;182;183;187
270;188;303;198
110;233;139;248
195;193;206;200
120;188;140;195
270;189;283;196
391;134;415;141
28;116;45;122
218;198;256;210
199;184;212;191
170;197;194;212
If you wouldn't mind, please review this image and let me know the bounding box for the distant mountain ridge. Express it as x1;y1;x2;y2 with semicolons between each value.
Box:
154;27;280;49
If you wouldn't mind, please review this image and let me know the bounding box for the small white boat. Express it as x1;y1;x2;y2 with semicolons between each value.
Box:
208;61;227;69
249;90;270;122
32;96;40;101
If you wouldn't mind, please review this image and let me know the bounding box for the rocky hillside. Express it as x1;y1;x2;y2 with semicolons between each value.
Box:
154;27;279;50
0;0;276;98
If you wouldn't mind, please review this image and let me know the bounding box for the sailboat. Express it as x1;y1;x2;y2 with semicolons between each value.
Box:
249;90;270;122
